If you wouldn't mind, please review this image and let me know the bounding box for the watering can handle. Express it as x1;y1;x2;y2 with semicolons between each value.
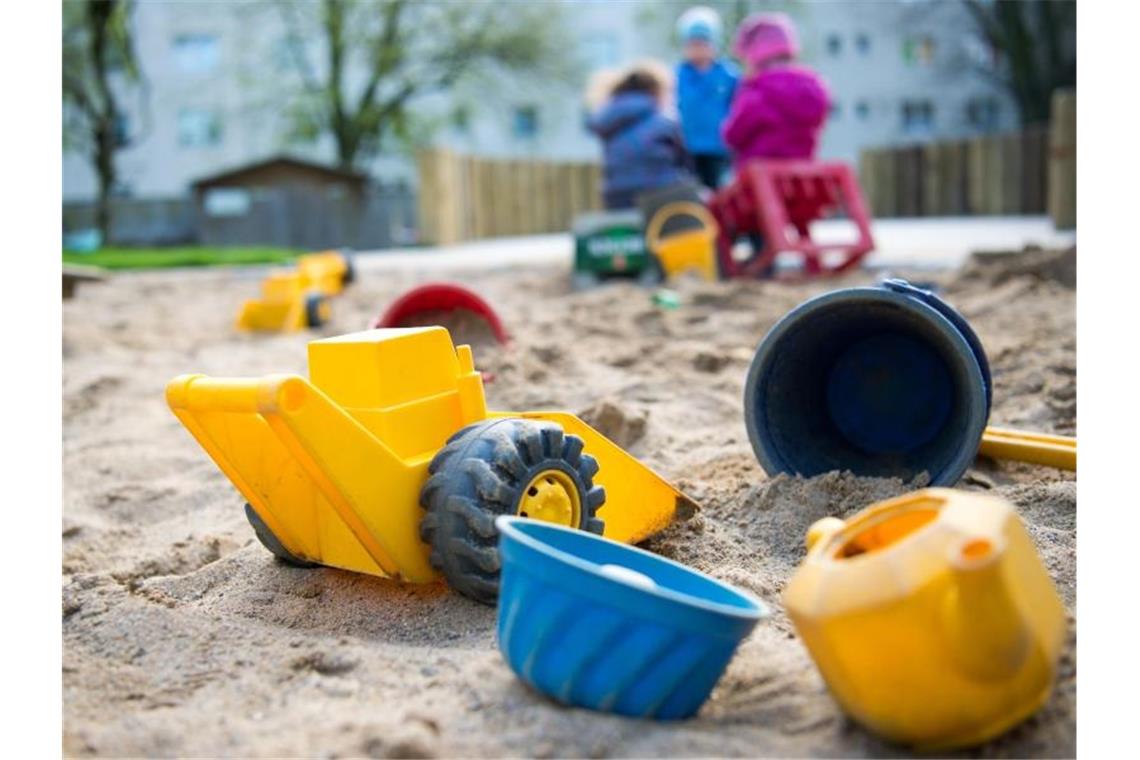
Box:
645;201;719;252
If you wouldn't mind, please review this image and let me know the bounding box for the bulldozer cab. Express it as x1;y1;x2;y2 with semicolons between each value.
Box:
308;328;489;460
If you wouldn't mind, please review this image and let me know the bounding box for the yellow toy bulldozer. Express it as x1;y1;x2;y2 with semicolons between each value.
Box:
236;250;355;332
167;327;696;603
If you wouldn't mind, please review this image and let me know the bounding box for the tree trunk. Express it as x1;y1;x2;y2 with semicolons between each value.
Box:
94;124;115;243
88;0;118;243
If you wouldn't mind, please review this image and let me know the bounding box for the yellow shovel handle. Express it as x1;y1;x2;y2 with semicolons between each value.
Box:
979;426;1076;471
644;201;719;253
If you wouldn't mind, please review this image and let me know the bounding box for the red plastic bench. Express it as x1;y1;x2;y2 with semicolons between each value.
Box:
708;160;875;278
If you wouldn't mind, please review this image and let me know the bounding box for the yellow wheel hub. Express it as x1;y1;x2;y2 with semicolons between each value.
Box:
518;469;581;528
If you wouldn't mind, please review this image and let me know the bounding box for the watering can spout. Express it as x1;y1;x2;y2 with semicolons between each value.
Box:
943;533;1032;681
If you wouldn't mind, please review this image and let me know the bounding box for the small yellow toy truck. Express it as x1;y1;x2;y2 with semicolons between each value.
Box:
236;250;355;331
167;327;696;603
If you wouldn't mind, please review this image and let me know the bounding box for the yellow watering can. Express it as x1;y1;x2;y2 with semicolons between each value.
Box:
783;488;1065;751
644;201;719;282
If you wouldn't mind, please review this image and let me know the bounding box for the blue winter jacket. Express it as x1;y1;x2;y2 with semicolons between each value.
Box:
586;92;691;201
676;59;739;156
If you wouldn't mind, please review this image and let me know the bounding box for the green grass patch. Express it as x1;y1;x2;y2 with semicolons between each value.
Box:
63;246;299;270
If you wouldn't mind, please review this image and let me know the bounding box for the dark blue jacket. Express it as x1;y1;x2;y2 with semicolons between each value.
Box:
676;59;739;155
586;92;691;201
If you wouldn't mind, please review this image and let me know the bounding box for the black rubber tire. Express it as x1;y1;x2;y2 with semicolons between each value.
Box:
419;418;606;604
244;503;319;568
304;292;328;328
340;251;356;286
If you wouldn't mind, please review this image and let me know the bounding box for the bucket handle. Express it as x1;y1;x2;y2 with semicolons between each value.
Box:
645;202;719;252
882;278;993;415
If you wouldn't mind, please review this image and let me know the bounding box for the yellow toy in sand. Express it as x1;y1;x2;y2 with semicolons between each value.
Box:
783;488;1065;751
236;250;355;332
645;201;719;282
980;426;1076;471
166;326;696;604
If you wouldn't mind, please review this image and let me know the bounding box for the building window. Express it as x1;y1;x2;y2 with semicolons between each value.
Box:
826;34;842;56
203;188;251;217
512;105;538;140
902;35;936;66
581;31;620;68
901;99;935;134
962;36;999;70
965;97;1001;129
855;100;870;120
173;34;219;74
855;33;871;55
178;108;223;147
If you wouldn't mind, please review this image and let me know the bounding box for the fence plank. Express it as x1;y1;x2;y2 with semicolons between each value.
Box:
923;143;942;217
947;142;963;215
1048;90;1076;229
1021;125;1046;214
1000;132;1022;215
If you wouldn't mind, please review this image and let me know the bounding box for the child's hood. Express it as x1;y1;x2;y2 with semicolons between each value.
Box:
742;66;829;124
587;92;660;138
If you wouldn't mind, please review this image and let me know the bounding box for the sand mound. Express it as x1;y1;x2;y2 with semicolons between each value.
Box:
958;245;1076;289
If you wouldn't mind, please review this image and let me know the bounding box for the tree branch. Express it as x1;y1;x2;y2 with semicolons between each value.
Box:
356;0;407;115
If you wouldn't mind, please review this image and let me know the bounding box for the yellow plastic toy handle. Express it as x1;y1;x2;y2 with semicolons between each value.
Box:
644;201;719;253
979;427;1076;471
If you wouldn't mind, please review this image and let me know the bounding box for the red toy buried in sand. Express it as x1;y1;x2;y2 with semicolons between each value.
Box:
371;283;510;345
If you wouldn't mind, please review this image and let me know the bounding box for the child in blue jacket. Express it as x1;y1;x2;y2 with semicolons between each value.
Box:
675;6;739;190
586;61;693;210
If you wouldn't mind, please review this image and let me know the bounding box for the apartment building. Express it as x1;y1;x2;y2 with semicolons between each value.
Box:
63;1;1017;201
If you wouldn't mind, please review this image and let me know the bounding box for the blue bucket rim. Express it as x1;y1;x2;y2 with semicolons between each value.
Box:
495;515;769;624
743;285;989;487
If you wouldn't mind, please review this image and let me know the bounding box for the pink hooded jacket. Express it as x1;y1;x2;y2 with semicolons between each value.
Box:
721;65;830;167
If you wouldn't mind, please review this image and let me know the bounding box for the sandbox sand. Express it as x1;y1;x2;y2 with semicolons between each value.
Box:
63;248;1075;757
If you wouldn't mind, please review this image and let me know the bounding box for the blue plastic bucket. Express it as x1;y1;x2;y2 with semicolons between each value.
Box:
743;279;991;486
495;516;767;720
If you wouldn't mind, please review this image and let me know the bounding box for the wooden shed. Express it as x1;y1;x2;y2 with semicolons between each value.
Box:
191;155;371;249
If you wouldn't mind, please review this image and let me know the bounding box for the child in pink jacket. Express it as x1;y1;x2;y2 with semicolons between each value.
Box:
721;13;830;167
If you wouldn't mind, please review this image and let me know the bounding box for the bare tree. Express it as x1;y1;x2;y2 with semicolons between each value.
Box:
63;0;141;241
962;0;1075;125
277;0;572;170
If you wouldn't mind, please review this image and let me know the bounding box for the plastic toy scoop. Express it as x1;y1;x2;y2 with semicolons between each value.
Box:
495;515;766;720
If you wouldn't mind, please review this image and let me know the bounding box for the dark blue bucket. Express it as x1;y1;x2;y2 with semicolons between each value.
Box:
743;279;991;486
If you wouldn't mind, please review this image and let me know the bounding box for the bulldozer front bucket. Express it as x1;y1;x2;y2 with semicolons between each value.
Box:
496;410;698;543
236;299;305;332
166;373;439;582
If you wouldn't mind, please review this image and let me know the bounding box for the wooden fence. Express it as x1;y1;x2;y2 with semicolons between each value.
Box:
858;90;1075;223
417;149;602;245
858;126;1050;218
64;184;417;249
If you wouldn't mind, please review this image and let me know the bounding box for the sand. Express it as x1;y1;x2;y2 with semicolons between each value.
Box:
63;248;1076;757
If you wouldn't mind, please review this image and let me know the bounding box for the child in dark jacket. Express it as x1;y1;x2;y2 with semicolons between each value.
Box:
586;62;693;210
721;13;830;167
